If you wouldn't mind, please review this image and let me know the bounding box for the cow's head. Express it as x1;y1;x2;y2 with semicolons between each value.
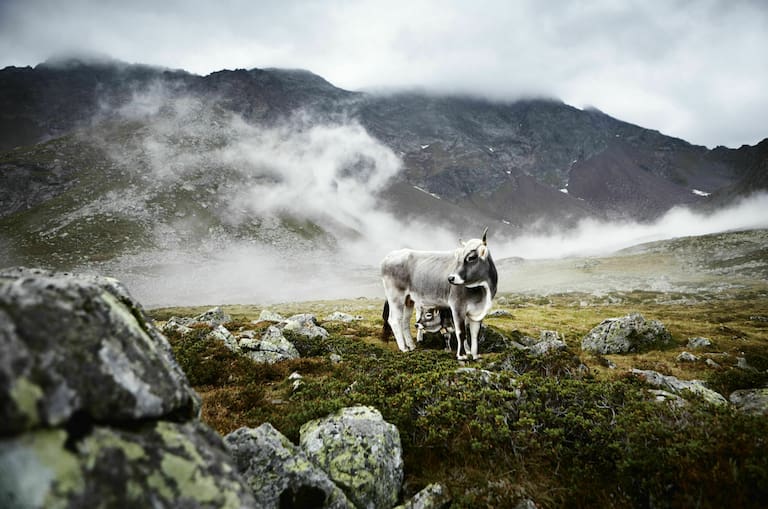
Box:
415;306;443;331
448;227;494;288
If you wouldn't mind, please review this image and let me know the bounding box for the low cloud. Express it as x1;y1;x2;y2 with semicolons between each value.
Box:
498;192;768;260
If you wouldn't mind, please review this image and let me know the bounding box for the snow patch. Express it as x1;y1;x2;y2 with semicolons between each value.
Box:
559;188;569;194
413;185;441;200
420;144;430;150
692;189;711;197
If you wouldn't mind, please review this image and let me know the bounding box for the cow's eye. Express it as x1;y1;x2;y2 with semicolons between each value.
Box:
466;253;478;263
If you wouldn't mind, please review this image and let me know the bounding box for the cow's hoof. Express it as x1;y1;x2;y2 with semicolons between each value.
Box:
456;354;468;360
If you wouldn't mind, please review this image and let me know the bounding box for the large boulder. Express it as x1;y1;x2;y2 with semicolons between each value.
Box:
0;268;255;508
284;314;329;339
581;313;672;354
299;406;404;509
225;424;352;508
0;267;200;434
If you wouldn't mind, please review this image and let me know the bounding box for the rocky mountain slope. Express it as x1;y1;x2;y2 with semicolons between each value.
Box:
1;57;766;272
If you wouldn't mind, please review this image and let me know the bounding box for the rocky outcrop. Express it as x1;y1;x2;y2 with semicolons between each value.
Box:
0;268;255;508
240;326;300;364
300;406;404;509
581;313;672;354
284;313;329;339
225;424;353;508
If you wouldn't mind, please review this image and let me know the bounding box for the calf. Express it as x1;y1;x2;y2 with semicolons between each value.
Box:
415;306;455;351
380;228;497;359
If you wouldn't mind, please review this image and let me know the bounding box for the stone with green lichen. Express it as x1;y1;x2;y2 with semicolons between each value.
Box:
240;326;300;364
0;421;255;508
225;423;352;508
581;312;672;354
631;369;727;406
299;406;403;509
0;267;200;435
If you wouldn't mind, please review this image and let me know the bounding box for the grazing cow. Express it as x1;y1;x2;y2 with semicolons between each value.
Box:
380;228;498;359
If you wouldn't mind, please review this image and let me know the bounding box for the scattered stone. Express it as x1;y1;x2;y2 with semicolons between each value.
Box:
581;313;672;354
705;358;721;368
729;389;768;416
394;483;451;509
749;315;768;322
193;306;232;326
487;309;513;318
284;313;329;339
161;316;194;335
289;372;304;392
257;310;287;323
676;351;699;362
330;353;343;364
687;337;712;349
325;311;362;322
225;424;352;509
528;331;567;357
208;324;240;353
630;369;727;406
240;326;300;364
736;356;753;370
299;406;403;509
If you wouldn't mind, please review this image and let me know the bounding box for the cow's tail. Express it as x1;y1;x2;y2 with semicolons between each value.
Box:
381;300;392;342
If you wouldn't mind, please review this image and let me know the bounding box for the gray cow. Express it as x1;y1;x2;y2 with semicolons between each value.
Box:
380;229;498;359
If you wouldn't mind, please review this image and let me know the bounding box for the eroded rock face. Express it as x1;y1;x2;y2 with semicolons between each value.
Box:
729;388;768;415
0;267;200;434
225;424;352;509
299;406;404;509
581;313;672;354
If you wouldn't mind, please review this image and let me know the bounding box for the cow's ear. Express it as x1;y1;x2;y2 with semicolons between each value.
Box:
459;237;465;247
482;227;488;245
478;245;488;259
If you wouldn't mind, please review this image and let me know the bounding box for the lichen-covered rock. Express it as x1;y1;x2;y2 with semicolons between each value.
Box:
208;325;241;353
581;313;672;354
395;483;451;509
299;406;403;509
284;314;329;339
528;330;567;357
630;369;727;406
729;389;768;415
240;326;300;364
224;424;352;509
676;351;699;362
0;420;255;508
0;267;200;434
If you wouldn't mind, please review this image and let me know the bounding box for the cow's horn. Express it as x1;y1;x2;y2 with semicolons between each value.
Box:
482;227;488;245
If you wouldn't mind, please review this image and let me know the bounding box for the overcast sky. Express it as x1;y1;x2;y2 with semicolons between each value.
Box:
1;0;766;148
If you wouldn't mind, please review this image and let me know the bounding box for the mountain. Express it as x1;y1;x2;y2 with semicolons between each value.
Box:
0;57;766;272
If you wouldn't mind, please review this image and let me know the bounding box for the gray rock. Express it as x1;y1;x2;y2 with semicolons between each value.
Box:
193;306;232;326
237;326;300;364
324;312;362;322
224;424;352;509
299;406;403;509
581;313;672;354
528;330;567;357
257;310;287;323
648;389;688;407
208;325;240;353
284;313;329;339
486;309;513;318
729;389;768;416
676;351;699;362
0;420;256;509
161;316;194;335
0;267;200;434
705;358;721;368
687;337;712;349
395;483;450;509
630;369;727;406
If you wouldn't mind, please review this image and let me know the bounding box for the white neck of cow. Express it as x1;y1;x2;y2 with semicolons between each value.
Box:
465;281;493;322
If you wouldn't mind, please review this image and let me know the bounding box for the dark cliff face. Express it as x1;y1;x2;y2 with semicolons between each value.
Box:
0;57;765;232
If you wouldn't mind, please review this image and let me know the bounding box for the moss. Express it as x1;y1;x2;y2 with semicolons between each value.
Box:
9;377;44;427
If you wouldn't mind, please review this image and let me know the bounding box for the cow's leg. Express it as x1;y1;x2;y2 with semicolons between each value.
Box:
382;282;409;352
451;307;467;360
402;298;416;350
468;320;482;359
